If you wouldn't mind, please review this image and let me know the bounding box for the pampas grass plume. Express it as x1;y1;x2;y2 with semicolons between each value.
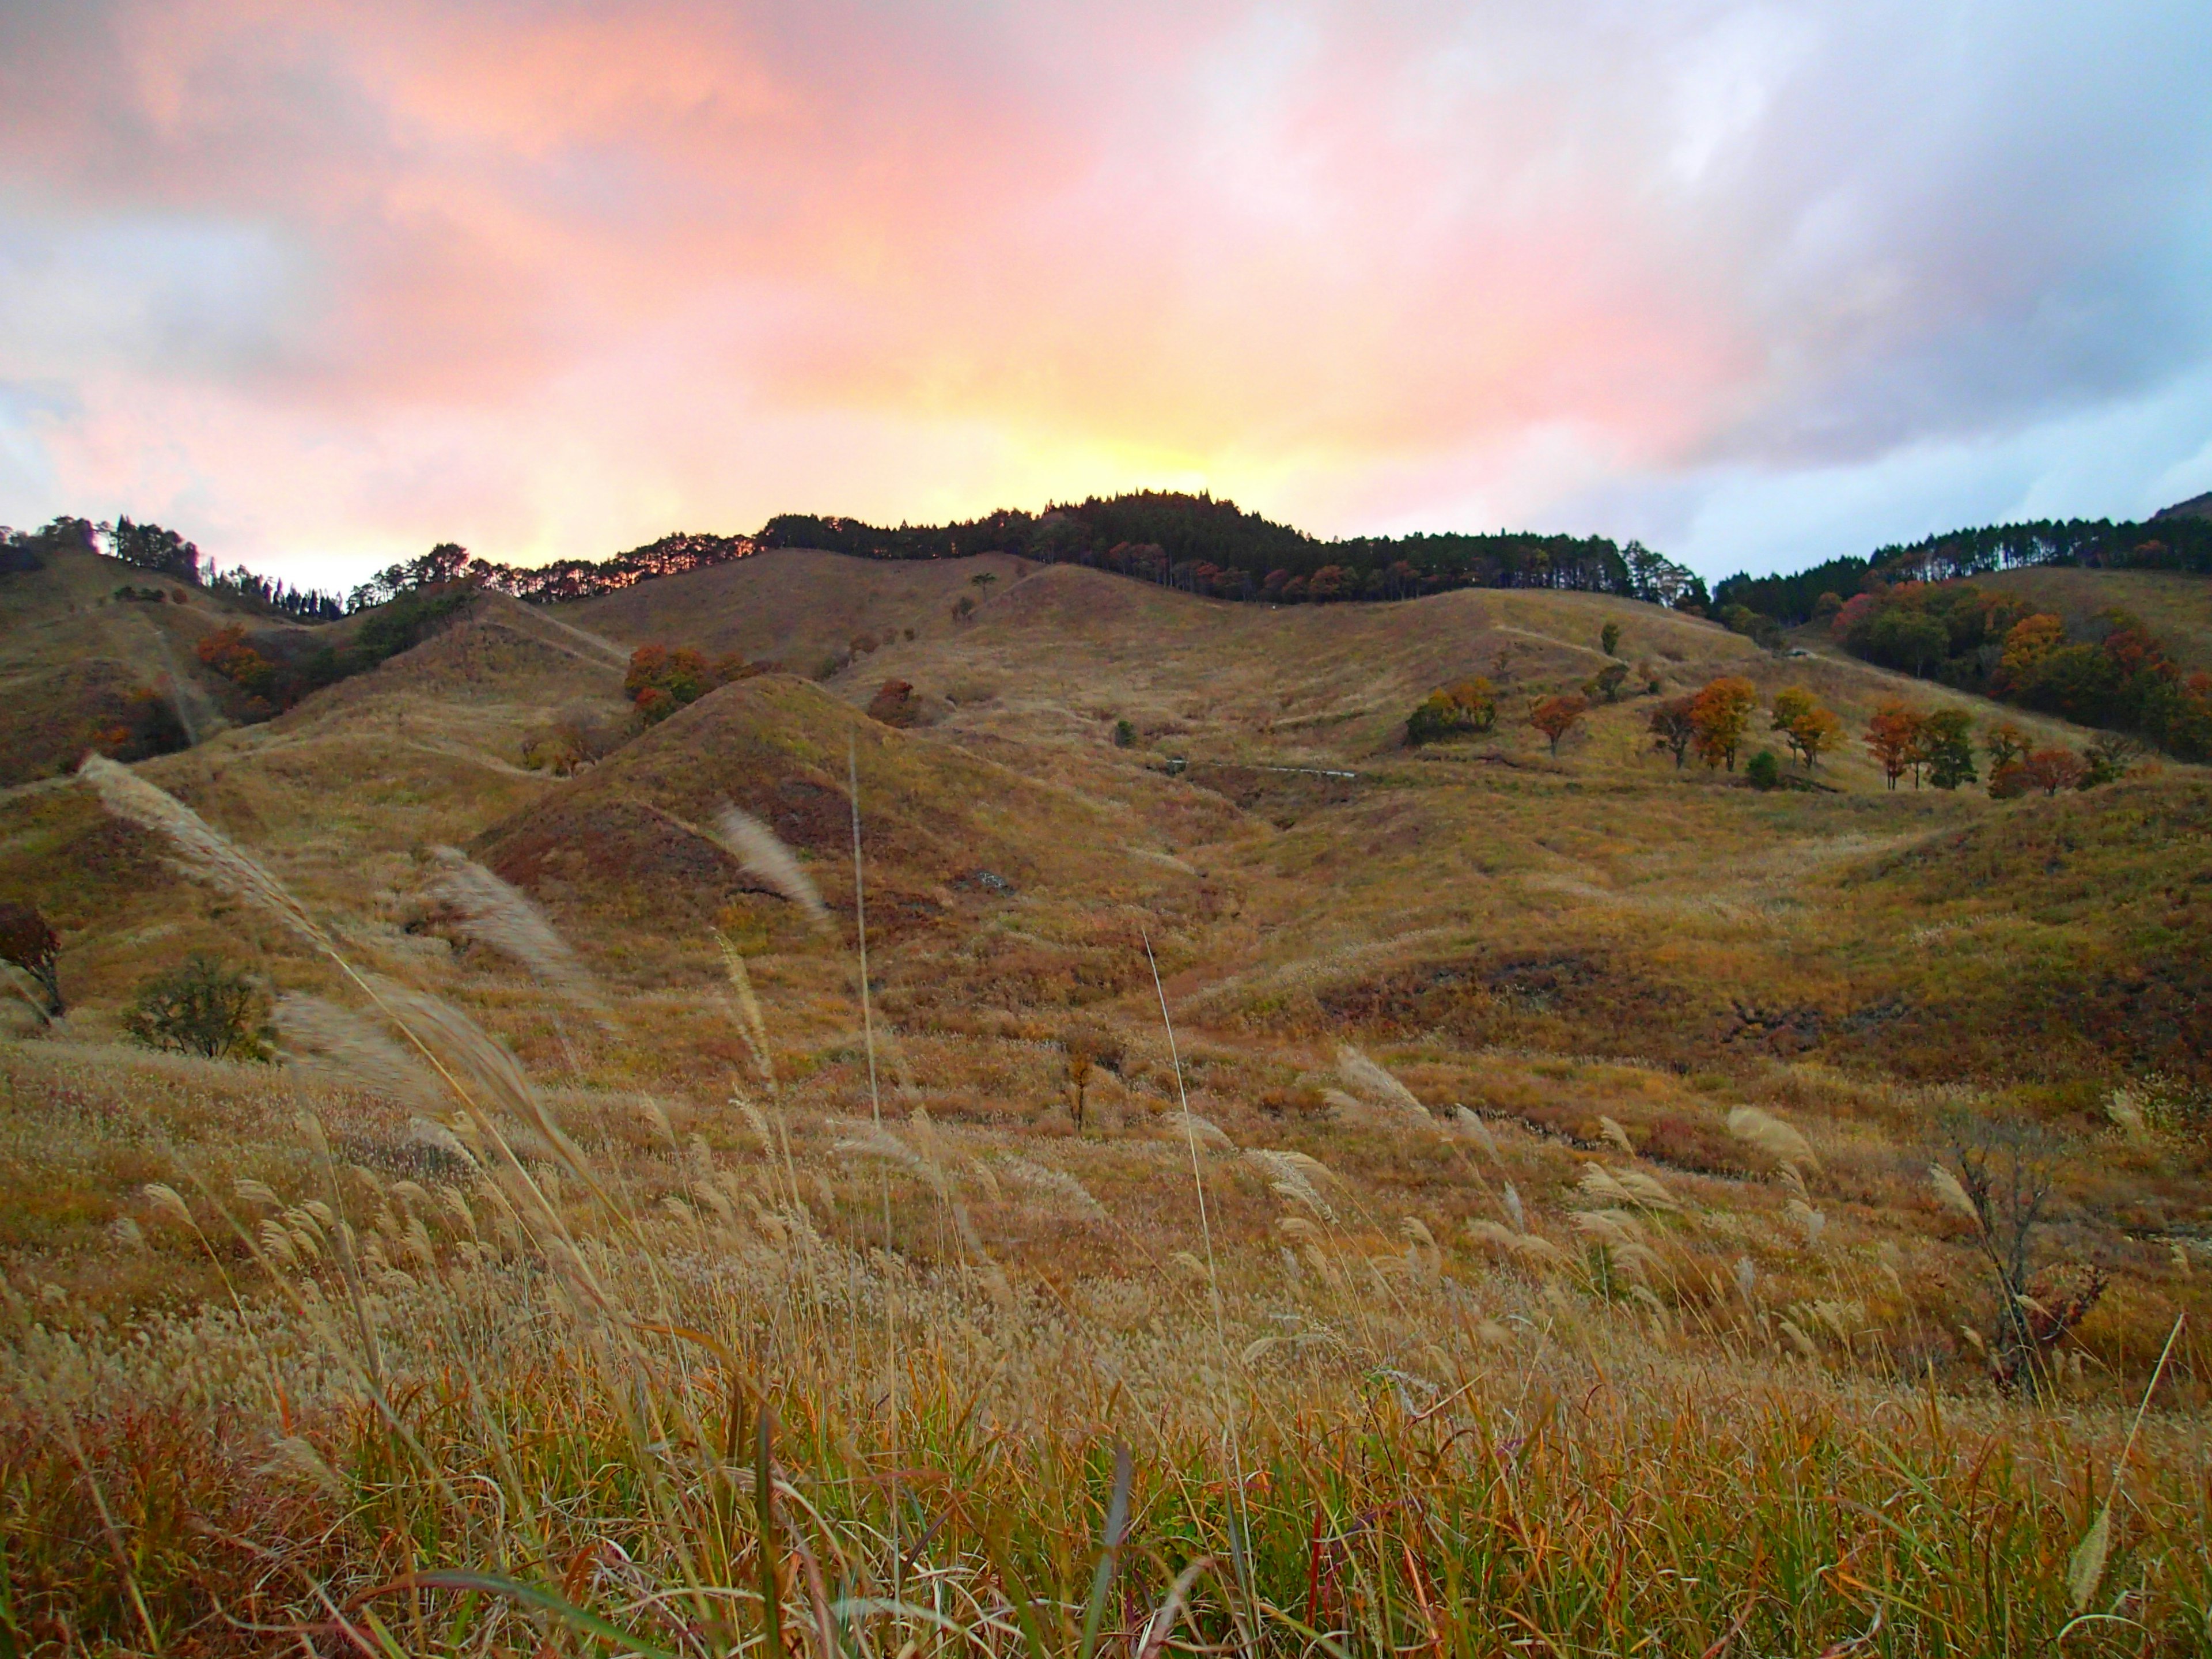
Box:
278;994;447;1113
427;848;606;1014
1336;1045;1426;1118
711;805;831;933
1727;1105;1819;1172
79;755;329;950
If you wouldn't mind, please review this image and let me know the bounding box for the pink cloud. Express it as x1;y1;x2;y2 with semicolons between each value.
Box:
2;1;2208;577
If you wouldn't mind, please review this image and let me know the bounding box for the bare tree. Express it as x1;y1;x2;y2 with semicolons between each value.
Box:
1931;1113;2097;1393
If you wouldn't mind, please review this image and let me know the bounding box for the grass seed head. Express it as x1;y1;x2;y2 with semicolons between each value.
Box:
711;805;831;933
78;755;330;951
1728;1105;1819;1172
426;847;607;1014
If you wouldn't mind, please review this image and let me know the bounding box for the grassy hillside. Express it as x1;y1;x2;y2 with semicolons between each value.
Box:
1;551;2208;1653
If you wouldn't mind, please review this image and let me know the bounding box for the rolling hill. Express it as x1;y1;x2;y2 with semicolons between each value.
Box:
2;525;2209;1653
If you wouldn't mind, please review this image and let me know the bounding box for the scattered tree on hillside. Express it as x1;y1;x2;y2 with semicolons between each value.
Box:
1770;686;1842;770
2082;730;2146;786
1647;696;1698;768
196;624;279;699
1407;679;1498;745
1863;700;1927;790
1920;709;1979;790
623;644;761;724
0;903;62;1014
971;572;997;595
1530;693;1588;756
1745;749;1782;791
2021;747;2088;796
1689;676;1758;770
521;707;622;777
123;954;274;1061
951;595;976;623
1585;661;1630;704
1983;721;2031;775
866;680;920;728
1600;621;1622;657
108;516;202;584
1931;1113;2097;1394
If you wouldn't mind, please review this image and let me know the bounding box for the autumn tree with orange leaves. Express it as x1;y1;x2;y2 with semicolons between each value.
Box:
1863;700;1927;790
1770;685;1843;770
1689;676;1758;770
1530;693;1589;756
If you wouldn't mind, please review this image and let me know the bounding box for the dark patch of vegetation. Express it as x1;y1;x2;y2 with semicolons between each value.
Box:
1715;509;2212;626
0;516;97;573
1405;679;1497;744
123;954;275;1061
622;643;768;723
195;587;480;718
0;903;62;1013
106;516;202;583
1821;585;2212;760
764;491;1710;611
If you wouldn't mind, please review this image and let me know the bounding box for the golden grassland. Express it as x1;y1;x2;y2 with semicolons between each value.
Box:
1;555;2209;1653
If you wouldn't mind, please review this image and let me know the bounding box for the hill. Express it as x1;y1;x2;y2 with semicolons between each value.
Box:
1972;565;2212;673
0;546;307;784
2;531;2208;1653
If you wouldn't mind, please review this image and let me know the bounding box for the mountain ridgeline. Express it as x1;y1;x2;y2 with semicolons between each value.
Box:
350;493;1710;611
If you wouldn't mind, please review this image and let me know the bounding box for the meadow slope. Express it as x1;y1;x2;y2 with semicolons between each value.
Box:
0;552;2208;1653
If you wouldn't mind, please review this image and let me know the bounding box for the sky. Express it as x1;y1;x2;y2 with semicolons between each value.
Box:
3;1;2211;592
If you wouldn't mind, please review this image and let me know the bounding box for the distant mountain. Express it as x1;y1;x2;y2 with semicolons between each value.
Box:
2153;491;2212;522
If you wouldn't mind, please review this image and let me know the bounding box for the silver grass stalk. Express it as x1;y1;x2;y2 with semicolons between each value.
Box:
713;931;778;1091
994;1156;1107;1221
276;994;446;1112
711;804;831;933
1245;1149;1337;1224
1162;1109;1231;1149
427;847;607;1013
1335;1044;1427;1119
1454;1107;1502;1164
366;976;598;1209
1726;1105;1820;1172
79;755;329;951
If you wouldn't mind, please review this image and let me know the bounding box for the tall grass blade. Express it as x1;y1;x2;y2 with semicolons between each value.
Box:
1078;1444;1133;1659
757;1405;786;1659
2071;1312;2187;1612
353;1570;682;1659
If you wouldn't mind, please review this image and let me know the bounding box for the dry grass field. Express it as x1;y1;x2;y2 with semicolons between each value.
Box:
1;547;2209;1654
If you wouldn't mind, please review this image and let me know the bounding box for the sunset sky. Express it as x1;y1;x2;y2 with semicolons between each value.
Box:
4;2;2211;590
